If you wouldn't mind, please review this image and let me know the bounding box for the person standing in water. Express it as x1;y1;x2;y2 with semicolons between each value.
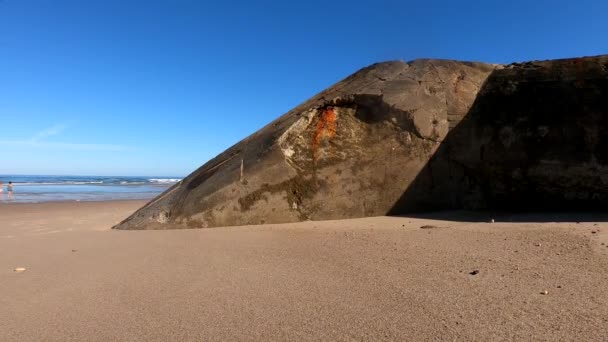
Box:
7;181;13;200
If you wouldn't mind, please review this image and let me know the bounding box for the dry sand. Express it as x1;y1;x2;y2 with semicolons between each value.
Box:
1;201;607;341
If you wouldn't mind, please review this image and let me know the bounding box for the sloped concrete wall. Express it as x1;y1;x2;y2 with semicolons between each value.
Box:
115;55;608;230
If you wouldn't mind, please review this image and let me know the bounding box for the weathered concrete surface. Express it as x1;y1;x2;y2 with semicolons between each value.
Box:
115;55;608;229
391;55;608;212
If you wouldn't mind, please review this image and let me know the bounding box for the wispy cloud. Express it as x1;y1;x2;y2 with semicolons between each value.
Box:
0;124;131;151
31;124;67;142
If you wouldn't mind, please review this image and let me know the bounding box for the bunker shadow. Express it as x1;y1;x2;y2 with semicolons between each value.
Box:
387;58;608;222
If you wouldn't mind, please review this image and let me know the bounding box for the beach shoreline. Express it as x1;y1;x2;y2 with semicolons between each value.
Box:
0;198;151;206
0;175;179;203
1;201;607;341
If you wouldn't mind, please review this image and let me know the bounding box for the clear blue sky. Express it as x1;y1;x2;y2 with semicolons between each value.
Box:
1;0;606;176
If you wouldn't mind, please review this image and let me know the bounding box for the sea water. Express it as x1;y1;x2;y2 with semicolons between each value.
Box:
0;175;181;203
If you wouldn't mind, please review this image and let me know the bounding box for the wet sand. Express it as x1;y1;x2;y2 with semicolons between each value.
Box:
1;201;607;341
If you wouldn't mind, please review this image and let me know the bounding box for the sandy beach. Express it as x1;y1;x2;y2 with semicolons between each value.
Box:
1;201;607;341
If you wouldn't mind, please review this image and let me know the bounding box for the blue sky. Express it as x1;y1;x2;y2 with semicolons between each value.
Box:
1;0;606;176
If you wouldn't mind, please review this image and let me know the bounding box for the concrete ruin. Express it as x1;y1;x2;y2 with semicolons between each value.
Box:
115;55;608;229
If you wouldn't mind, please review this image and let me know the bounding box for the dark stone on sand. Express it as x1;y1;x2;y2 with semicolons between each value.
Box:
420;225;439;229
115;55;608;229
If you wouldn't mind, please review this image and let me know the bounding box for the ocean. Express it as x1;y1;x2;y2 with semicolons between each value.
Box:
0;175;181;203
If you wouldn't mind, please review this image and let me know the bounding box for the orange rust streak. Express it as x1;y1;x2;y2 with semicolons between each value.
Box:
312;107;337;159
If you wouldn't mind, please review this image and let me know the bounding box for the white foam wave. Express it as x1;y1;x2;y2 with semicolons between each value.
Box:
15;181;104;186
148;178;181;184
12;179;180;186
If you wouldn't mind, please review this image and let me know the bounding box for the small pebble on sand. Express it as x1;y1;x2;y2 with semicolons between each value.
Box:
541;290;548;295
14;267;26;273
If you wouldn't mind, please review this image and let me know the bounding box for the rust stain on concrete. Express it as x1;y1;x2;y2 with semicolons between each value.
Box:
312;107;337;160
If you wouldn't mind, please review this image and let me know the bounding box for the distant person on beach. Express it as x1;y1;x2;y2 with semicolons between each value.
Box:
0;181;3;199
7;181;13;200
